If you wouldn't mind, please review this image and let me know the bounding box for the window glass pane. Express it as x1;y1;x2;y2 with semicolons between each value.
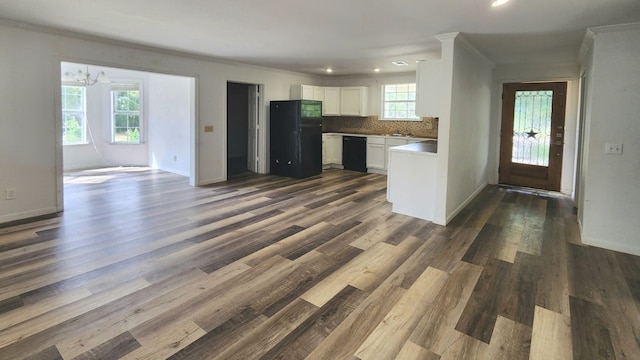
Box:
512;90;552;166
111;84;142;143
129;115;140;128
382;83;418;120
61;85;86;145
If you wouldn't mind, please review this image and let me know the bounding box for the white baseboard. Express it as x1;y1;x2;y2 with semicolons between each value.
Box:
367;168;387;175
582;236;640;256
198;177;225;186
446;183;487;224
0;207;58;225
159;168;190;177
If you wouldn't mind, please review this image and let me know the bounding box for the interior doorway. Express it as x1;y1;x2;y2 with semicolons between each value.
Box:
499;82;567;191
57;61;197;212
227;82;260;177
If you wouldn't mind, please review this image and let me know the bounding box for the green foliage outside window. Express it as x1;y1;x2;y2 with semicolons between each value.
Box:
61;86;86;145
112;88;142;143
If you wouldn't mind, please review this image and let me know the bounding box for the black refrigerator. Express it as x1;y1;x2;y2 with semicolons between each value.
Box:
270;100;323;179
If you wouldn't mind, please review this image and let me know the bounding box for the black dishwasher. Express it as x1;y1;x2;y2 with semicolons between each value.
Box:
342;136;367;172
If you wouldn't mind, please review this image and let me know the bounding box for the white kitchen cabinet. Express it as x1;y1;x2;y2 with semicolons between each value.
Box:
291;85;368;116
415;60;441;117
323;134;342;165
340;86;368;116
313;87;325;102
290;84;324;102
322;134;328;166
366;136;386;171
323;87;341;116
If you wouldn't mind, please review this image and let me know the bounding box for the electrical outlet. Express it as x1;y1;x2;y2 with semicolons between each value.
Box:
425;122;433;130
204;125;214;133
605;143;623;155
5;188;16;200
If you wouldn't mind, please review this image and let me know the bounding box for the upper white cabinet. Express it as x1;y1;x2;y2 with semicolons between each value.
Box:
291;84;324;102
323;87;341;116
340;86;368;116
313;87;325;102
290;85;368;116
415;60;441;117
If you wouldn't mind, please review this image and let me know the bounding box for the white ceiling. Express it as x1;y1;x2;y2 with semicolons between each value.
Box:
1;0;639;76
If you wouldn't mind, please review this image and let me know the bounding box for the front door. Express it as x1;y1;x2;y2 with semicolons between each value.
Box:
499;82;567;191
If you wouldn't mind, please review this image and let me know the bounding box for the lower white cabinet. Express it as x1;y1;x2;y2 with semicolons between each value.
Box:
366;136;386;170
322;134;327;165
323;134;342;166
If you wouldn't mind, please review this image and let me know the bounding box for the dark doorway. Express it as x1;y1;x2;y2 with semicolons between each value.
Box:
227;82;250;177
499;82;567;191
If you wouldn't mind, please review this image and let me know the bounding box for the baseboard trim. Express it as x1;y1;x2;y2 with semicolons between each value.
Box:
582;236;640;256
446;183;487;224
198;177;225;186
0;207;59;226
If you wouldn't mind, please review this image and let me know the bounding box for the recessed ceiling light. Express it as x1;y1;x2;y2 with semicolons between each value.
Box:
373;68;381;72
392;60;409;66
491;0;510;7
326;68;333;73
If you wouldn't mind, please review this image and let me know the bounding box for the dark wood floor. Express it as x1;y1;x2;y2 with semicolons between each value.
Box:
0;167;639;359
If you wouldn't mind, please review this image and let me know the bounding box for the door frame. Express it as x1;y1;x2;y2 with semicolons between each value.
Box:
225;80;264;180
498;81;568;191
247;84;259;173
55;57;198;212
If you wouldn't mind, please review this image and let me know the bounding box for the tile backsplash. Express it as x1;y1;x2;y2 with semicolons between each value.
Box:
322;116;438;138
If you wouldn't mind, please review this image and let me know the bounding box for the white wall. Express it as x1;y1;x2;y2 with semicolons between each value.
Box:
439;35;494;224
579;24;640;256
148;73;192;177
489;63;580;195
62;63;150;170
0;20;319;223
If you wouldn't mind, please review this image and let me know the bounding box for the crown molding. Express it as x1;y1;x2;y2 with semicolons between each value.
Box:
455;34;496;69
434;32;460;42
577;22;640;63
588;22;640;34
577;28;595;63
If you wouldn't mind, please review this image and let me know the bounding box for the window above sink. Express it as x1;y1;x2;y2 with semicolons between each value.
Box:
380;83;420;121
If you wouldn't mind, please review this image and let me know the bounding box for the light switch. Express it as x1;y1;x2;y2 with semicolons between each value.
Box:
605;143;623;155
204;125;214;133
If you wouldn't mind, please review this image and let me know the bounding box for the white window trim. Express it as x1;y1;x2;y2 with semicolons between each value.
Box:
61;83;89;145
110;79;144;145
380;83;420;121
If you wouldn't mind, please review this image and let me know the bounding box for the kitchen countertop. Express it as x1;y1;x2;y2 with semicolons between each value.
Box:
322;132;436;140
388;140;438;155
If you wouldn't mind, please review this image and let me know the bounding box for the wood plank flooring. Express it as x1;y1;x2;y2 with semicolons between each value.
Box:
1;167;639;359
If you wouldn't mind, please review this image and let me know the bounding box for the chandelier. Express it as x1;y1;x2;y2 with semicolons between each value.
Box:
63;66;109;86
